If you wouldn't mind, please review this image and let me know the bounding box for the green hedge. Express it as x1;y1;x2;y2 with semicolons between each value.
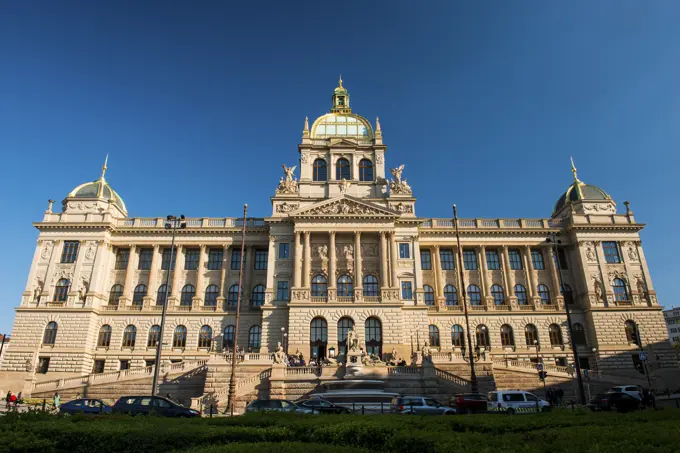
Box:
1;409;679;453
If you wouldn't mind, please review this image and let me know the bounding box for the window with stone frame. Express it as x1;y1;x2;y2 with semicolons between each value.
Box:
359;158;373;181
61;241;79;263
109;284;123;306
468;284;481;305
204;284;219;306
524;324;539;346
508;249;522;270
207;248;223;270
43;321;58;345
198;325;213;349
399;243;410;259
363;275;378;297
97;325;112;347
254;250;268;270
420;249;432;270
180;284;195;306
491;284;505;305
122;325;137;348
444;285;458;305
92;360;105;374
132;284;147;306
500;324;515;347
537;284;551;304
401;281;413;300
161;247;176;270
37;357;50;374
119;360;130;371
277;281;290;301
549;324;564;346
231;249;245;270
54;279;70;302
147;325;161;347
313;158;327;181
451;325;465;348
602;241;621;264
278;243;290;259
531;249;545;270
486;250;501;270
463;249;478;270
440;249;455;270
248;325;262;351
514;284;528;305
184;248;200;270
173;325;187;348
337;275;353;297
251;285;266;306
115;248;130;270
335;157;350;180
223;325;235;349
138;248;153;270
312;275;328;297
423;285;435;305
429;325;440;347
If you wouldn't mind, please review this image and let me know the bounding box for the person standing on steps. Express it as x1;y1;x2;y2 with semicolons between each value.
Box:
53;392;61;411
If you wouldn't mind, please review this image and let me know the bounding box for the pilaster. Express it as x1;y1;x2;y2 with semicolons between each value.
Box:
379;231;388;289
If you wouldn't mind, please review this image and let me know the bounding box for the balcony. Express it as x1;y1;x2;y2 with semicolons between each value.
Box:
518;305;534;311
337;296;354;303
117;217;266;229
420;218;563;230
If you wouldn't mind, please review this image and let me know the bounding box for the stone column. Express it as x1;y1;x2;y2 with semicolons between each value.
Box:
218;245;229;305
303;232;311;287
593;241;612;306
265;236;277;304
354;231;362;289
523;246;538;301
170;245;183;300
195;245;207;305
329;231;337;288
432;246;442;299
146;245;160;303
453;245;462;300
45;240;63;302
501;246;516;305
294;232;302;288
389;232;399;288
413;236;424;304
121;245;138;304
243;245;254;302
87;240;109;305
546;246;564;307
634;241;656;305
478;246;491;304
379;232;388;289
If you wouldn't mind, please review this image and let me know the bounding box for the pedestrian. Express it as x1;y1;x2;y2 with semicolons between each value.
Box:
583;369;590;380
546;388;554;406
53;392;61;410
4;391;10;409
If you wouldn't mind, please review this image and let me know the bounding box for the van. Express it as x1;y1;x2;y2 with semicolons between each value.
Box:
487;391;550;414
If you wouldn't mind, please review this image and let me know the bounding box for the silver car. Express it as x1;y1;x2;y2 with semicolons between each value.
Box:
245;399;312;414
391;396;456;415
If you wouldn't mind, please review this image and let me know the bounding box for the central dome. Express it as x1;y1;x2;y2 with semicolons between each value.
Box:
311;113;373;140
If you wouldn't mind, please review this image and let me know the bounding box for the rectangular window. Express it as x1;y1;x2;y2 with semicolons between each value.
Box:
277;281;290;301
138;248;154;270
508;249;522;270
37;357;50;374
254;250;268;270
420;250;432;270
145;360;155;368
119;360;130;371
184;248;200;270
602;241;621;264
92;360;105;374
399;243;410;259
115;248;130;270
531;249;545;270
440;249;455;270
279;243;290;259
161;248;176;270
486;250;501;270
401;281;413;300
207;248;223;270
61;241;80;263
463;249;478;270
231;249;244;270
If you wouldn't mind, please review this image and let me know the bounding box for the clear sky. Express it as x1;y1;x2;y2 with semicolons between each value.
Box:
1;1;679;334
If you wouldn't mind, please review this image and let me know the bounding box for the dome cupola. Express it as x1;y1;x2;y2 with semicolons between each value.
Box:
552;158;614;217
63;156;128;217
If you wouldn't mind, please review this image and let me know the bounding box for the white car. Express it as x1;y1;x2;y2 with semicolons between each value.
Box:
607;385;643;400
487;391;551;414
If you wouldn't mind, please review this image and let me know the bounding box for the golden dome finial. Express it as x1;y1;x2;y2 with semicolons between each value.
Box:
101;154;108;180
570;156;580;182
338;74;343;88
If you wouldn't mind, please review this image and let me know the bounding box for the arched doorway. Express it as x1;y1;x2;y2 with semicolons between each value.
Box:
310;317;328;360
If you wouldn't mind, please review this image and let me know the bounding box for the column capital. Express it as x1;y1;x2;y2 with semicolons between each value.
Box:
199;244;207;251
329;231;336;238
433;244;440;251
303;231;311;237
379;231;386;238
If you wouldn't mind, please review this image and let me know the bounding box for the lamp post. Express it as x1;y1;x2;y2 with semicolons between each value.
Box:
283;333;288;355
453;204;478;393
546;232;586;405
281;327;286;346
534;339;548;399
591;347;598;378
151;215;186;396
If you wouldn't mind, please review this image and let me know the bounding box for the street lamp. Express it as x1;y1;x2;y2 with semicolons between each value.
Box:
453;204;478;393
151;215;186;396
591;348;598;377
283;333;288;355
534;339;548;398
546;232;586;405
281;327;286;346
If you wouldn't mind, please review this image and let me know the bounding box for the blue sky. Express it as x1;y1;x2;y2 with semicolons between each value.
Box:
1;1;679;333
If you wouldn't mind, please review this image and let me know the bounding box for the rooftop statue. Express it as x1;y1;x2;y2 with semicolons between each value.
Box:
389;164;412;195
276;164;299;194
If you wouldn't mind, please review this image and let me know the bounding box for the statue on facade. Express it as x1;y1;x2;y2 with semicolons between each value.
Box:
339;178;351;194
389;165;412;195
273;342;286;364
276;164;299;194
33;279;44;303
592;276;604;301
422;340;432;360
636;276;647;298
347;328;359;352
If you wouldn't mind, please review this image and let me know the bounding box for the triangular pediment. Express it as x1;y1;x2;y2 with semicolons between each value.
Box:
290;195;399;218
329;138;361;147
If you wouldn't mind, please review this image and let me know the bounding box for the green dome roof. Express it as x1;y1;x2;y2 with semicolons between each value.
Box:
68;178;127;212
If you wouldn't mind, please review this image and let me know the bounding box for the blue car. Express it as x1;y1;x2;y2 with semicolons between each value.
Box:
59;398;111;415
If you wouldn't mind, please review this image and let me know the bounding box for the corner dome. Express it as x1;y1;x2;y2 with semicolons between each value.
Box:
553;159;612;215
66;157;127;213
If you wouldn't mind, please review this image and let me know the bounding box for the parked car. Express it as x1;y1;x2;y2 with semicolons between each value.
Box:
246;399;312;414
59;398;111;415
449;393;488;414
487;391;550;414
588;392;641;412
607;385;643;400
296;398;351;414
391;396;455;415
111;396;200;417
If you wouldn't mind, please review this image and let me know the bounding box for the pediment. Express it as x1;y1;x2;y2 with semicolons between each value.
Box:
329;138;360;147
290;196;398;218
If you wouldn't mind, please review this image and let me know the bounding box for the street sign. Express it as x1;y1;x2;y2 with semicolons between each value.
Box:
537;363;543;371
639;351;647;361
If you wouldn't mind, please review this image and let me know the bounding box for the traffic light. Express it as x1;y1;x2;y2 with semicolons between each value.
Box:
538;371;548;381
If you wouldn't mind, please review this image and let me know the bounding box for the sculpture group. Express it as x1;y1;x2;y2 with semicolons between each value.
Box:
276;164;299;194
389;165;412;195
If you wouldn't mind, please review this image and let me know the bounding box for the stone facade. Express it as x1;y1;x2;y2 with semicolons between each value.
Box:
1;79;677;395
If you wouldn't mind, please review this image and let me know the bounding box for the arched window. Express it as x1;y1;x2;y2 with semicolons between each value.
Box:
429;325;440;347
561;284;574;306
223;325;235;350
198;325;213;349
613;278;629;302
514;284;528;305
359;159;373;181
122;325;137;348
108;284;124;306
248;325;262;351
173;325;187;348
337;275;353;297
251;284;266;306
476;325;490;348
491;284;504;305
97;325;112;347
363;275;378;297
424;285;435;306
451;325;465;348
444;285;458;305
54;279;70;302
468;285;481;305
624;320;640;345
313;158;327;181
311;274;328;297
43;321;58;345
572;323;587;346
500;324;514;347
365;317;382;356
537;284;551;304
204;284;219;307
310;318;328;360
181;284;195;306
524;324;539;346
337;317;355;355
335;157;350;180
147;325;161;347
133;284;147;306
228;285;241;307
157;284;170;306
549;324;563;346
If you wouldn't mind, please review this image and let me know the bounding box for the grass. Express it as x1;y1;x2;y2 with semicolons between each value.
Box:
0;409;678;453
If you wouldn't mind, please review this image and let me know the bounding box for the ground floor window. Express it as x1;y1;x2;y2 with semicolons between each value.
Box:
365;317;382;357
92;360;105;374
337;317;354;356
37;357;50;374
310;317;328;360
119;359;130;371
